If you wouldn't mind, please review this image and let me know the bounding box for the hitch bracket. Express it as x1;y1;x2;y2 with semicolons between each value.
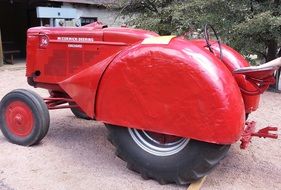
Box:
240;121;278;149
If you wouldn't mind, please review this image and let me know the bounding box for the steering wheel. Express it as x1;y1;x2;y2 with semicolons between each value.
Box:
204;24;223;60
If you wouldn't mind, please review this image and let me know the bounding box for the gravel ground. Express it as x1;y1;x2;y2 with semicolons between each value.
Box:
0;63;280;190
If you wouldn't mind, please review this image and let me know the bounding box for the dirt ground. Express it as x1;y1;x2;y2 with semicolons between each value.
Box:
0;63;280;190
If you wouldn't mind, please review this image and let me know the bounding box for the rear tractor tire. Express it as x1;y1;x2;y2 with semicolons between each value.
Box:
106;124;230;185
0;89;50;146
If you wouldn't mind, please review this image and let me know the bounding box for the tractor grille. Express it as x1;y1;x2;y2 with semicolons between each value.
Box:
44;48;98;77
45;49;67;76
69;50;83;73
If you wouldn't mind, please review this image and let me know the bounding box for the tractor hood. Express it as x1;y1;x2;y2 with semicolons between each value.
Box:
103;27;159;44
27;24;159;46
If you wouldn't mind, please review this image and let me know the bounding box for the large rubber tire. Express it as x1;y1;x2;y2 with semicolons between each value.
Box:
0;89;50;146
69;102;92;120
106;124;230;185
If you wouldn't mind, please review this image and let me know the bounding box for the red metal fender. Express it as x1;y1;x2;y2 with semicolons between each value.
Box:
191;40;261;113
58;55;118;118
95;37;245;144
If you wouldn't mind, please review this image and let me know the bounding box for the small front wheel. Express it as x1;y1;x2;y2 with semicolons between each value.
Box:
0;89;50;146
106;124;230;185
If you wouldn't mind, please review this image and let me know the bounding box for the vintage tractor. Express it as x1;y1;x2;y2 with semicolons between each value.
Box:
0;22;279;185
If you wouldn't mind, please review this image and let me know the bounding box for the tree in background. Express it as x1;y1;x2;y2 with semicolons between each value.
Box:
120;0;281;63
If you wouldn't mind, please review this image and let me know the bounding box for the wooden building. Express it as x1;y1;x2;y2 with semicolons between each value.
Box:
0;0;121;64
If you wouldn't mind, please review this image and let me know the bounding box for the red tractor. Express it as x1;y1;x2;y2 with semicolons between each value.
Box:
0;22;279;185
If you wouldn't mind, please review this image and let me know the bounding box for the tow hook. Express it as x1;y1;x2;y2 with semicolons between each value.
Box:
240;121;278;149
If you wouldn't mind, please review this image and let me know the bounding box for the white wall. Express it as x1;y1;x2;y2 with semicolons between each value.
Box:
62;3;126;27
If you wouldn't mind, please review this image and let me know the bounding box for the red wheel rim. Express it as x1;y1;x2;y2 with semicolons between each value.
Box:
5;100;34;137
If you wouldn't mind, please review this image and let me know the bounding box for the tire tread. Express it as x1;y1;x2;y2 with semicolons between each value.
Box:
106;124;230;185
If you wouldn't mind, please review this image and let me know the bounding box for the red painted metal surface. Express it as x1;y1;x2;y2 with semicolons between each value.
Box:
26;25;158;84
5;101;34;137
233;67;276;95
27;24;158;117
239;76;275;96
191;40;261;113
95;37;245;144
25;23;278;145
44;97;77;110
240;121;278;149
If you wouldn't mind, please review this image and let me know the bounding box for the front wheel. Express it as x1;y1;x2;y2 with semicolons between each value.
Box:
0;89;50;146
106;124;230;185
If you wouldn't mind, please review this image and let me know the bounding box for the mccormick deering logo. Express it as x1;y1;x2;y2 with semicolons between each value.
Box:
57;37;94;43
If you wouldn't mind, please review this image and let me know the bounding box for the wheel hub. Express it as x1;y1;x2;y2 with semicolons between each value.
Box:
128;128;189;156
5;101;34;137
15;114;23;125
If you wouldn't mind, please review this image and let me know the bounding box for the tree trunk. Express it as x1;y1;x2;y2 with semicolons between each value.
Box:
275;67;281;91
266;39;280;90
265;40;278;62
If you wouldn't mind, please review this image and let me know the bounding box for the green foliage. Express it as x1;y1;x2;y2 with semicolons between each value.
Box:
120;0;281;62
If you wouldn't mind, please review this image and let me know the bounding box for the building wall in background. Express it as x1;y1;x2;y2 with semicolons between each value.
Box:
0;0;125;60
61;3;125;26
